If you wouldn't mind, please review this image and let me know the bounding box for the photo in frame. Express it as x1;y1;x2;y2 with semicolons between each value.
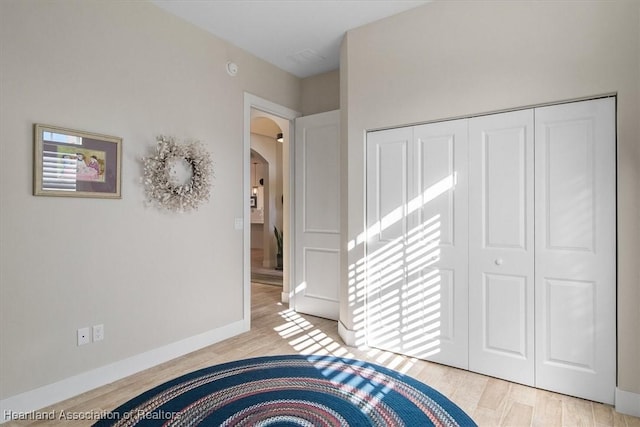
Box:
33;124;122;198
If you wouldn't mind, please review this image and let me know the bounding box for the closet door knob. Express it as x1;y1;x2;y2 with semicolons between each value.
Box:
495;258;503;266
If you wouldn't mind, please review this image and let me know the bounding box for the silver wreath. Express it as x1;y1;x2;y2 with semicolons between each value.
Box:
142;135;213;212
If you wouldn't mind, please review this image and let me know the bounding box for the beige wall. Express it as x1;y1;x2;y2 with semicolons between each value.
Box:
0;0;300;400
300;70;340;116
342;0;640;396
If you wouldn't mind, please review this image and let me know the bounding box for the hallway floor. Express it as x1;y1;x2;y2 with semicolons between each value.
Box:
251;248;282;286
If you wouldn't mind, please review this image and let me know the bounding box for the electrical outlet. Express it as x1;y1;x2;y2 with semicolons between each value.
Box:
92;324;104;342
77;327;90;346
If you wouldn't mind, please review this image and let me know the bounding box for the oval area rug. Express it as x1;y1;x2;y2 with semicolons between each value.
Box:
94;354;476;426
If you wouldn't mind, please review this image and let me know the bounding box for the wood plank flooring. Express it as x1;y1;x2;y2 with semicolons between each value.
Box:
4;283;639;426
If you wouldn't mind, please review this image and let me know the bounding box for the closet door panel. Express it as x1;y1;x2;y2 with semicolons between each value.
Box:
366;127;413;354
409;120;468;368
366;120;469;370
373;137;411;243
483;273;529;357
544;278;596;366
417;128;456;245
545;122;595;251
484;132;528;249
535;97;616;404
469;110;535;386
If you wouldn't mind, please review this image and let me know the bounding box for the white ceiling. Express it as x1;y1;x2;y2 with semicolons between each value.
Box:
150;0;430;78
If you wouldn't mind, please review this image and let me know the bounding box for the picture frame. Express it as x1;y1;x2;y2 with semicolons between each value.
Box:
33;123;122;198
250;195;257;208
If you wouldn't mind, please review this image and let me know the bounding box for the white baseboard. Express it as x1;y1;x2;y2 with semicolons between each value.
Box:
281;291;289;304
0;319;248;424
615;387;640;417
338;320;357;346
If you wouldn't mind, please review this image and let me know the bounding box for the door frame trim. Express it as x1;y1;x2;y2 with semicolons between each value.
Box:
243;93;300;327
365;92;617;133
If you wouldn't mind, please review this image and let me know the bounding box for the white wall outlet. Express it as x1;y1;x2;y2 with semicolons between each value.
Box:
77;327;90;346
92;324;104;342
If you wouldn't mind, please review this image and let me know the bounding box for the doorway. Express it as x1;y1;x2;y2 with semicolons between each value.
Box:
243;93;300;326
249;123;283;286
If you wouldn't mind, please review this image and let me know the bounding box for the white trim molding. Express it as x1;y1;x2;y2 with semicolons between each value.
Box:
615;387;640;417
0;320;247;424
281;291;290;304
338;320;357;346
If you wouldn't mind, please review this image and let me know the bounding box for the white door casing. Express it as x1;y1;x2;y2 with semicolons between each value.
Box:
293;110;341;320
367;119;469;369
534;98;616;404
468;109;536;386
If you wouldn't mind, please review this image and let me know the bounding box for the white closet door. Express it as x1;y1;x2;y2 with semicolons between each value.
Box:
366;126;414;354
534;98;616;404
410;120;469;368
469;110;535;386
366;121;469;369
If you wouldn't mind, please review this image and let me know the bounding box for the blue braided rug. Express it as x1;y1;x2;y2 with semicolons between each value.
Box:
94;354;476;426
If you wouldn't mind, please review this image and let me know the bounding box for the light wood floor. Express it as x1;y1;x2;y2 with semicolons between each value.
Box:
5;283;639;427
251;248;283;286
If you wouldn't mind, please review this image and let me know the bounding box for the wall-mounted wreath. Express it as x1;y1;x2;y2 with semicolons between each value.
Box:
142;135;213;212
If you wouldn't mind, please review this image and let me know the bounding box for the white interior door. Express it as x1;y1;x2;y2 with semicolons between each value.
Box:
468;109;535;386
367;120;469;369
293;110;341;320
534;97;616;404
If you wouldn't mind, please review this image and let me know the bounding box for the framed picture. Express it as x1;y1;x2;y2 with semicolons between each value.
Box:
250;195;257;208
33;124;122;198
